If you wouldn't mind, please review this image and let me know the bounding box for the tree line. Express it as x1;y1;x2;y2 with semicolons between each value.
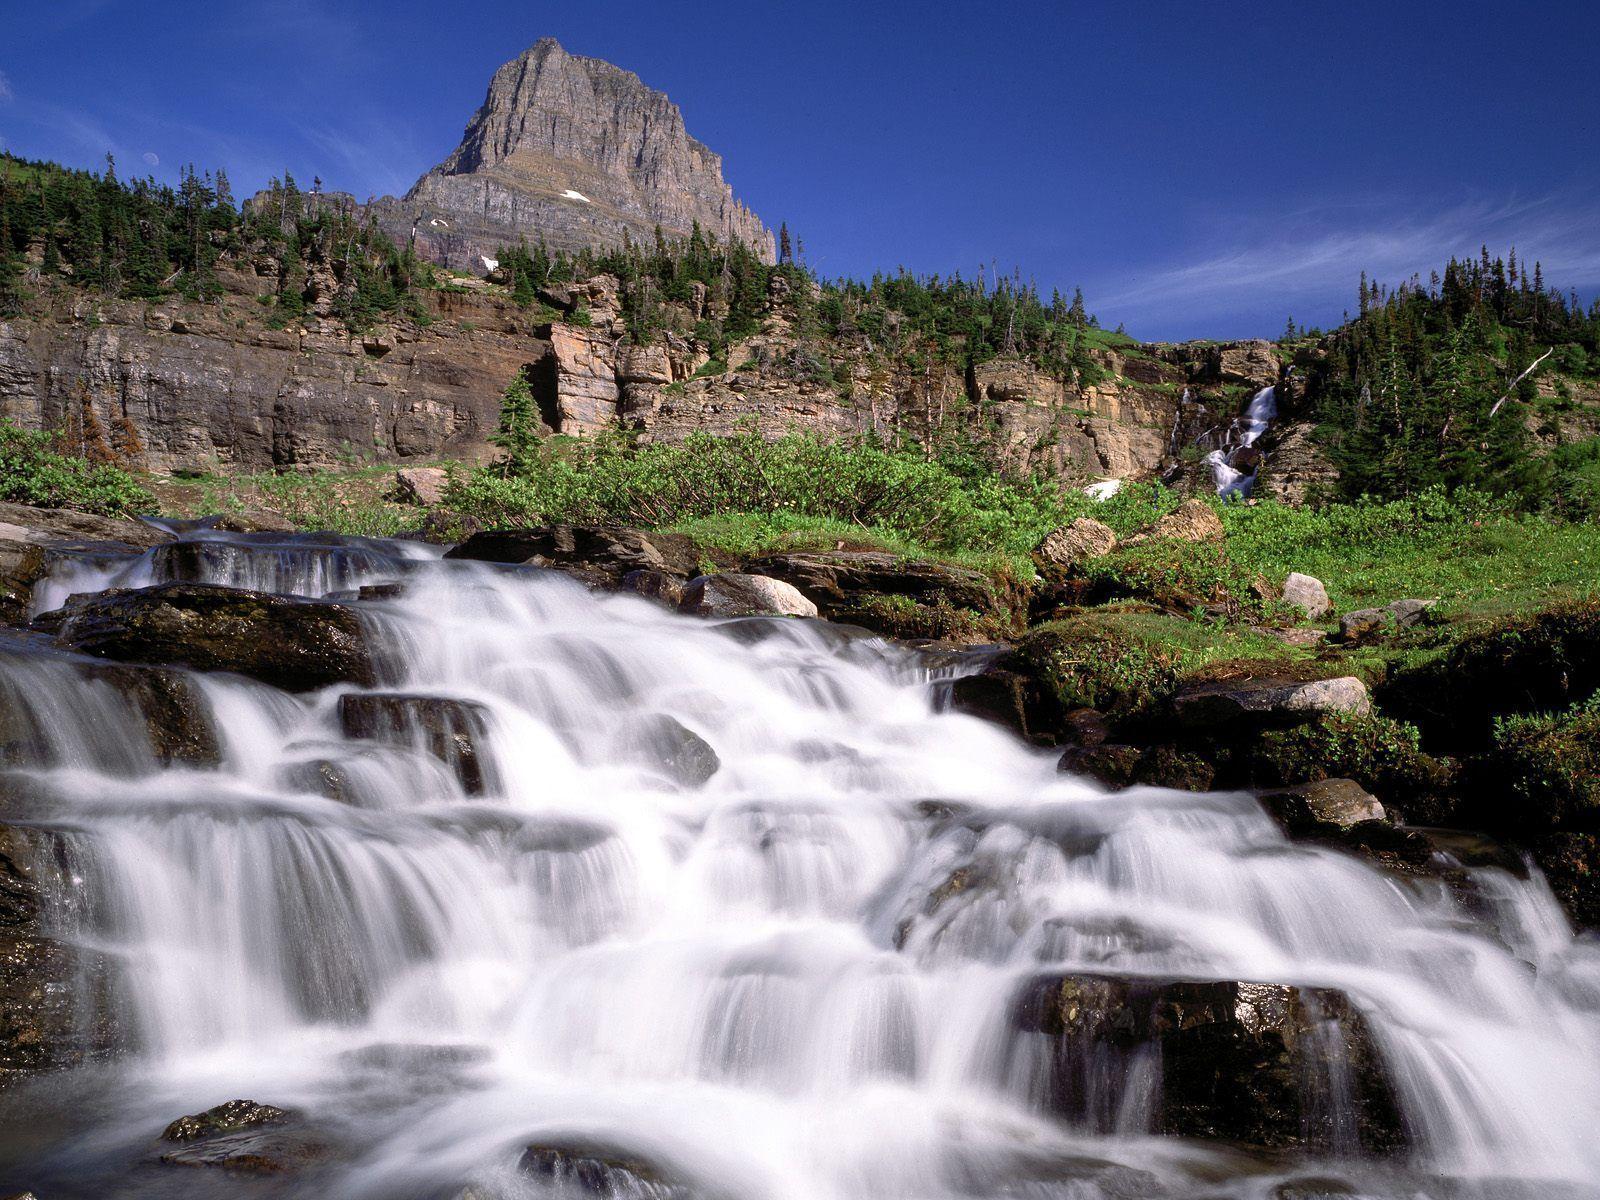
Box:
1303;248;1600;506
0;152;431;328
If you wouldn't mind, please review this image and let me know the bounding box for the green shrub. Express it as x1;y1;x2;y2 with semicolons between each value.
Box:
1485;697;1600;831
1250;711;1452;822
446;431;1145;566
0;423;154;516
1017;615;1179;720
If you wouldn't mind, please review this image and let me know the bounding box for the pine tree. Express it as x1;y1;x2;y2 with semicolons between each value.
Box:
778;222;793;265
491;368;540;473
1066;286;1088;327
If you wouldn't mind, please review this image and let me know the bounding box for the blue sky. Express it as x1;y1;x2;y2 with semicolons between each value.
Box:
3;0;1597;340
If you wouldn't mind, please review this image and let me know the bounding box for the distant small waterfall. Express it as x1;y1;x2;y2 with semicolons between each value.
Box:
1205;384;1278;497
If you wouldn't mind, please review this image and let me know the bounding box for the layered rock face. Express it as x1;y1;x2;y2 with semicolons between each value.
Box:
0;264;1282;485
370;39;774;270
0;285;544;472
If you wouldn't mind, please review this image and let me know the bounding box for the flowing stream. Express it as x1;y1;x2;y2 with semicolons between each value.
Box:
1;527;1598;1199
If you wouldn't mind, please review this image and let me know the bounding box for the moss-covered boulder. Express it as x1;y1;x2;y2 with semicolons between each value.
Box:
1381;602;1600;750
55;583;380;693
1015;615;1180;722
1469;697;1600;833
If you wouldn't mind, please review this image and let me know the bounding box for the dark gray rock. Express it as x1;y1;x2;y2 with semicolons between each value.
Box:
1010;972;1406;1155
340;693;493;794
54;583;378;693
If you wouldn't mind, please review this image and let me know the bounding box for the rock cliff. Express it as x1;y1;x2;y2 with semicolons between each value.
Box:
368;39;774;271
0;266;1282;483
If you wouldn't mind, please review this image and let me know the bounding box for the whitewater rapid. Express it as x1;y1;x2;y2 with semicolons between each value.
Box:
1;527;1598;1199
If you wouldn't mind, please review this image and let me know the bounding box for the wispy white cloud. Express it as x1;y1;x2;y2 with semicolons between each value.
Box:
0;71;13;103
1095;192;1600;337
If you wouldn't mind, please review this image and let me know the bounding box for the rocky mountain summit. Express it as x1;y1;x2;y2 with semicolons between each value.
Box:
367;39;774;271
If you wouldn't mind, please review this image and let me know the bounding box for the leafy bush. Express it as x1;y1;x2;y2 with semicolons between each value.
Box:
448;430;1135;565
0;422;154;515
1486;696;1600;831
1250;711;1442;804
1017;615;1180;720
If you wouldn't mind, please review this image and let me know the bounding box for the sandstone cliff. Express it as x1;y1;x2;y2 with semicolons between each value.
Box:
368;39;774;271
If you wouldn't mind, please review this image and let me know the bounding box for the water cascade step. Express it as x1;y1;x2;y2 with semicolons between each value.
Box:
0;527;1594;1199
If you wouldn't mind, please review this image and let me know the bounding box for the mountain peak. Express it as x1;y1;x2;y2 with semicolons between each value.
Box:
372;42;773;270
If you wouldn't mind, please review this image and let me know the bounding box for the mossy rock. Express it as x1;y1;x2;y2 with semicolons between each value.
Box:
1057;541;1284;624
1247;711;1455;825
1466;698;1600;834
1016;616;1180;722
1380;602;1600;750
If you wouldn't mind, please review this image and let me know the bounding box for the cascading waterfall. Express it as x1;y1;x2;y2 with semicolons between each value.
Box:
1205;384;1278;497
1;528;1598;1199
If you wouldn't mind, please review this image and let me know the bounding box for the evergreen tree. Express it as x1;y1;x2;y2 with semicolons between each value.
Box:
491;369;540;473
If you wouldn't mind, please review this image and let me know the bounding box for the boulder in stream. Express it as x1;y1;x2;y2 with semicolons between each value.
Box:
54;583;379;693
1010;972;1406;1155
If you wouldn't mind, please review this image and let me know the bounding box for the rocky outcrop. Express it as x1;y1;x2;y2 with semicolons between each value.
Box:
369;39;773;271
0;501;172;624
55;583;380;692
1257;421;1340;505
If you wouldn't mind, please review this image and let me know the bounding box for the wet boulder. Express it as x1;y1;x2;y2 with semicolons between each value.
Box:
621;714;720;788
0;823;122;1083
157;1098;335;1174
162;1099;289;1142
518;1141;693;1198
54;583;379;693
679;573;818;619
1010;972;1405;1155
445;525;700;585
339;693;493;794
80;663;221;768
0;502;172;626
619;568;686;608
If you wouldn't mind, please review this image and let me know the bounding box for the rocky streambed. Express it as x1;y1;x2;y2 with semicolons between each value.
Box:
0;508;1596;1199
